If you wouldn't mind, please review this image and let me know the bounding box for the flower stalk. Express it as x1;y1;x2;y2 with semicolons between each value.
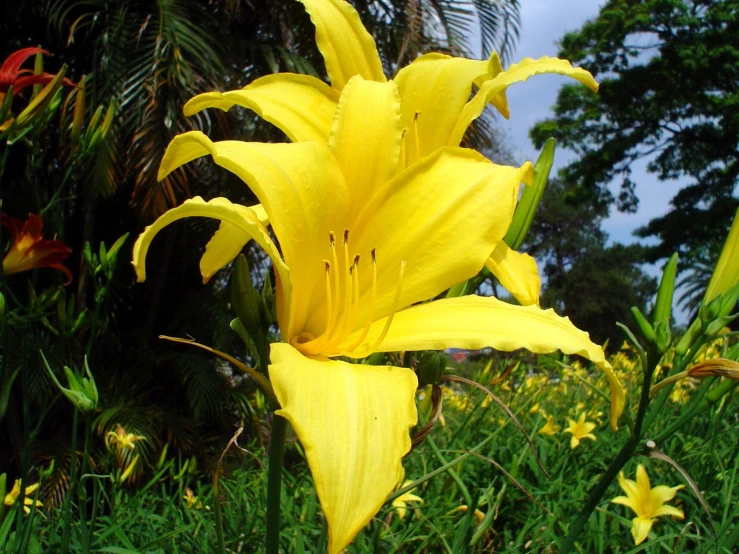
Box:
265;414;288;554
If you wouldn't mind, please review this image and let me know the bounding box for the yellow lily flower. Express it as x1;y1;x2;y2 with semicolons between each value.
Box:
182;0;600;308
564;413;597;449
611;464;684;545
131;7;624;554
391;480;423;519
538;415;561;436
105;424;145;452
4;479;43;514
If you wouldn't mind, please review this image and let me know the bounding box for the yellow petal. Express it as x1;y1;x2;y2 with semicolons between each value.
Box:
269;342;417;554
199;204;268;284
157;132;350;337
183;74;339;143
570;436;580;449
636;464;652;493
611;495;636;510
484;242;541;306
329;76;402;220
449;57;599;146
131;196;292;334
653;504;684;519
650;484;684;506
394;52;501;166
618;472;639;500
297;0;386;90
631;517;653;545
339;150;531;335
345;295;624;430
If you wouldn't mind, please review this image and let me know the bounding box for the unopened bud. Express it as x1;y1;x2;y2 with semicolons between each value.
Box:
653;253;678;325
654;319;672;354
630;306;656;345
70;75;86;145
675;317;701;357
417;351;447;387
503;138;554;250
704;313;738;337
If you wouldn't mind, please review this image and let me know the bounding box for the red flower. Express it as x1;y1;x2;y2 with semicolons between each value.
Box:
0;47;75;97
2;213;73;284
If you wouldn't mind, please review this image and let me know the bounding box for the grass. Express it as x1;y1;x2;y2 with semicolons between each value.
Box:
3;343;738;553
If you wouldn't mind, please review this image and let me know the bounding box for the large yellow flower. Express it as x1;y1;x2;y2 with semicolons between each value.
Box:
132;2;625;552
182;0;603;310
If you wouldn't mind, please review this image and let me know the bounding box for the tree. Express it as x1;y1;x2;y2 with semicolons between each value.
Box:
524;179;657;345
530;0;739;270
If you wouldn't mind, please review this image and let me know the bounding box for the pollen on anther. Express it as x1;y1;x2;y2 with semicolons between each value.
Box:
329;231;336;244
343;229;349;245
371;248;376;263
353;254;360;267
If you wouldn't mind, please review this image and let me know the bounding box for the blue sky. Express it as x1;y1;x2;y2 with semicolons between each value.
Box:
503;0;678;249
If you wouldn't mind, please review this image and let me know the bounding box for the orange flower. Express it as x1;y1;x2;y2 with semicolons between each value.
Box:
0;47;75;99
2;213;73;284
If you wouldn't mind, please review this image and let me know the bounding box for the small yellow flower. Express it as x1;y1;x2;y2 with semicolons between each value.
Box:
105;424;145;452
538;415;561;436
611;464;684;545
184;487;202;509
564;413;596;449
4;479;43;514
528;402;540;414
392;480;423;519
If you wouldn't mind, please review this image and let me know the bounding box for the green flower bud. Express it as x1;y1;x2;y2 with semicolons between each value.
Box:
41;352;99;413
417;351;447;387
630;306;656;345
704;313;739;337
653;253;678;326
503;138;555;250
503;138;556;250
654;319;672;354
0;292;5;327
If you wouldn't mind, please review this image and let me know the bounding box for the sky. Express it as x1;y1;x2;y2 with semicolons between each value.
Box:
496;0;693;322
503;0;678;248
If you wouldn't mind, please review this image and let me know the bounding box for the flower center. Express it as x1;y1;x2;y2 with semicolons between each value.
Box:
292;230;405;358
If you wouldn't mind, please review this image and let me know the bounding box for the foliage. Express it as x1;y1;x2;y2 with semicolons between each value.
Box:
524;179;657;345
2;336;738;552
529;0;739;271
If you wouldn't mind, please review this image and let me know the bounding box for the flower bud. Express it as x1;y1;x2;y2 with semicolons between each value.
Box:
630;306;656;345
417;351;447;387
704;313;738;337
654;319;672;354
41;352;99;413
653;253;678;325
71;75;85;145
503;138;554;250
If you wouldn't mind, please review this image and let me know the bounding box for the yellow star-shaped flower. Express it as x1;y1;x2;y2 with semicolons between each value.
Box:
563;412;596;449
611;464;684;545
4;479;43;514
538;415;561;436
391;480;423;519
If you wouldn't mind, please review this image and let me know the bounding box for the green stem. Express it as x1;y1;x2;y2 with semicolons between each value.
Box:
60;407;79;554
265;414;288;554
79;416;92;551
213;470;226;554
